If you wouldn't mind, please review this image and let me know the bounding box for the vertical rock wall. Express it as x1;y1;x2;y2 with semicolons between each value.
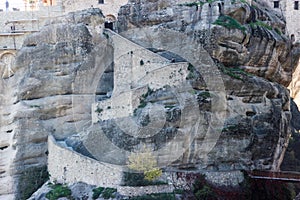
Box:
0;9;108;199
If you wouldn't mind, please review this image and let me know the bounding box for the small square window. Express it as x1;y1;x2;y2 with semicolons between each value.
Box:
99;0;104;4
295;1;299;10
274;1;279;8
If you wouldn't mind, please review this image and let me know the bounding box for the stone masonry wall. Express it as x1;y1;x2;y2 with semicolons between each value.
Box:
285;0;300;41
48;135;123;187
95;30;189;122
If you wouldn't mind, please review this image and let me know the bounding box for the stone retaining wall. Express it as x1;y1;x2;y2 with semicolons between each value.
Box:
48;135;123;187
117;185;174;197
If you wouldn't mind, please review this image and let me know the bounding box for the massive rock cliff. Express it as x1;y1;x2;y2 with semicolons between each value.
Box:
117;0;300;86
0;9;108;200
0;0;299;199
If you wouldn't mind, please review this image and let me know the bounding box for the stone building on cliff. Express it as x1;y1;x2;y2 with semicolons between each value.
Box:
261;0;300;42
0;0;299;199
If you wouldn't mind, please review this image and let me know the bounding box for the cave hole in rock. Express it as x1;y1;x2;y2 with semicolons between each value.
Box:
0;145;9;150
104;14;116;30
104;22;113;30
246;111;256;117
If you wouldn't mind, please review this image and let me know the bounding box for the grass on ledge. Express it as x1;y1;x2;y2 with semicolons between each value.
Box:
213;15;246;33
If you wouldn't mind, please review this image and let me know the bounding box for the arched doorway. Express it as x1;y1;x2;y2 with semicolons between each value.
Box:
104;14;116;30
0;52;15;79
291;34;295;42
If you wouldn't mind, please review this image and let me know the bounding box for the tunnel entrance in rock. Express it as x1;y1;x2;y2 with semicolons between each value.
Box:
104;14;116;30
95;63;114;101
104;22;113;30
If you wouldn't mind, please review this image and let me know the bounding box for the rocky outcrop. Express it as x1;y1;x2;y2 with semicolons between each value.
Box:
1;1;299;199
0;9;108;199
290;61;300;109
117;0;300;86
281;99;300;171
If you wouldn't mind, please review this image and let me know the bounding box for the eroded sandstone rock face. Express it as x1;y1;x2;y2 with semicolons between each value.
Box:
117;0;300;87
0;1;299;199
290;61;300;109
114;0;298;171
0;9;108;199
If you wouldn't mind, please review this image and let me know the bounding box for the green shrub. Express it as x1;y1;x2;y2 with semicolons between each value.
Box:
178;2;202;7
122;172;167;186
127;146;163;182
103;32;109;39
213;15;246;32
18;166;49;200
274;27;282;35
46;184;72;200
95;107;103;113
101;188;117;199
186;63;197;80
219;66;252;80
144;168;163;181
129;193;176;200
195;185;214;199
92;187;105;199
198;91;211;99
174;188;184;194
249;20;272;30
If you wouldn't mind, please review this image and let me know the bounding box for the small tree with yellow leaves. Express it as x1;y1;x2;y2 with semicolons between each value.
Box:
127;146;162;181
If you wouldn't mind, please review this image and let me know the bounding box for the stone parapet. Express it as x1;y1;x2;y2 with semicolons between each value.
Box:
117;185;174;197
48;135;123;187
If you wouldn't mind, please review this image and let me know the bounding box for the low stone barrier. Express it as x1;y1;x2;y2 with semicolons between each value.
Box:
48;135;123;188
117;185;174;197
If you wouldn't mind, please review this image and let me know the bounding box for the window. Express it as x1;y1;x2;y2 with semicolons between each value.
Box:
98;0;104;4
295;1;299;10
291;34;295;42
273;1;279;8
105;22;113;30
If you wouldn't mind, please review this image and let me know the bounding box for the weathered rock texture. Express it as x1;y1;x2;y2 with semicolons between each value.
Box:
117;0;300;87
290;61;300;109
115;0;299;170
0;9;109;200
0;0;299;199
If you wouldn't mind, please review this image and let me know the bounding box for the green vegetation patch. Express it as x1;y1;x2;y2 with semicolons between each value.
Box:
249;20;272;30
46;183;72;200
122;172;167;186
92;187;105;199
129;193;176;200
220;66;252;80
274;27;282;35
134;87;154;115
18;166;49;200
186;63;197;80
92;187;117;199
178;2;204;7
198;91;211;99
213;15;246;32
231;0;248;4
95;107;103;113
102;188;117;199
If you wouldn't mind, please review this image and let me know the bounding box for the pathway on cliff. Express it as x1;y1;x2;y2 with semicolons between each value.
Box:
248;170;300;182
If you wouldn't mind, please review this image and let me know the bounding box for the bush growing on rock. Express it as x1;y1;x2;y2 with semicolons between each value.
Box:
46;183;72;200
127;146;162;181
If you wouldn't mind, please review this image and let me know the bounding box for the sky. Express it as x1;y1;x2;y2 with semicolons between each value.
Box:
0;0;26;11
